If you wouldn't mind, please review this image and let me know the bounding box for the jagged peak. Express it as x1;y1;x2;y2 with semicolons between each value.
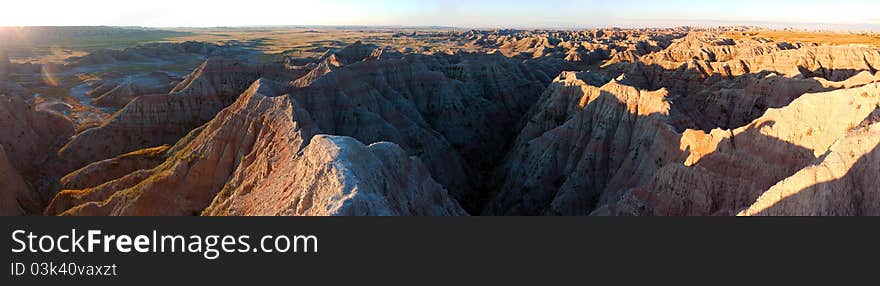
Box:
239;78;288;100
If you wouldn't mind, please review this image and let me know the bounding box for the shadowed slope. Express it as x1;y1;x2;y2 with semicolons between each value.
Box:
743;121;880;216
0;145;39;215
488;70;880;216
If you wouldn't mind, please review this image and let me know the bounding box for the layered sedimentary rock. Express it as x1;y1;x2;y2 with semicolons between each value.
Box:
90;72;181;108
290;54;342;87
290;41;380;87
44;127;203;216
50;48;565;216
57;58;302;172
486;72;676;215
742;121;880;216
204;135;466;216
459;28;685;66
607;86;877;215
168;58;294;105
49;80;301;215
617;44;880;94
489;34;880;216
726;45;880;81
607;83;880;215
56;92;223;173
13;28;880;217
636;33;797;63
488;69;880;216
609;40;880;131
668;70;880;131
290;41;407;88
285;53;567;209
51;80;465;216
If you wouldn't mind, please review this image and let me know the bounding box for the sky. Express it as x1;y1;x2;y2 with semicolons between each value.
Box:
1;0;879;30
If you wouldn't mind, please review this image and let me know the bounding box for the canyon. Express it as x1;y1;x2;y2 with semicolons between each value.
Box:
1;26;878;216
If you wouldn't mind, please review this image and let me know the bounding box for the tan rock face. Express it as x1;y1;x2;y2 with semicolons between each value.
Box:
48;45;569;216
742;122;880;216
169;58;295;105
290;54;342;87
91;73;180;108
54;80;300;215
57;92;224;173
612;38;879;80
204;135;466;216
629;32;798;63
463;29;682;67
57;58;305;173
286;53;567;211
486;72;677;215
732;45;880;81
607;41;880;132
53;79;464;216
488;65;880;216
479;31;880;216
290;41;390;87
603;83;880;215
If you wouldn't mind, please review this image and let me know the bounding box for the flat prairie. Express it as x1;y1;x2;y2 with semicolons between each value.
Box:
726;30;880;46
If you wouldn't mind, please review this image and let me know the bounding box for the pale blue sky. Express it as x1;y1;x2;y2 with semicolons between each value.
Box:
2;0;879;29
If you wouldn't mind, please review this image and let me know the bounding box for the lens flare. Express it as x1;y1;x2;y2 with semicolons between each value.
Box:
41;62;59;87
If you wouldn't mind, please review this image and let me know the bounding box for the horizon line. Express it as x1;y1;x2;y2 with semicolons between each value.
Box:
2;23;880;33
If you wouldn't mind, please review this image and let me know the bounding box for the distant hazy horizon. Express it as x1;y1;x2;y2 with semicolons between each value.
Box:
2;0;879;31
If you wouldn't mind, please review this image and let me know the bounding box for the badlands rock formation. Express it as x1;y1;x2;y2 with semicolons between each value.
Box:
0;95;74;214
458;28;685;66
488;70;880;216
474;30;880;216
48;47;568;215
742;122;880;216
89;72;181;108
203;135;467;216
285;52;567;209
57;58;303;172
605;39;880;131
5;27;880;216
50;80;465;216
290;41;383;87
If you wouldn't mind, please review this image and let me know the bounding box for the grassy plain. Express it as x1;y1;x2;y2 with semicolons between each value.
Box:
725;30;880;46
